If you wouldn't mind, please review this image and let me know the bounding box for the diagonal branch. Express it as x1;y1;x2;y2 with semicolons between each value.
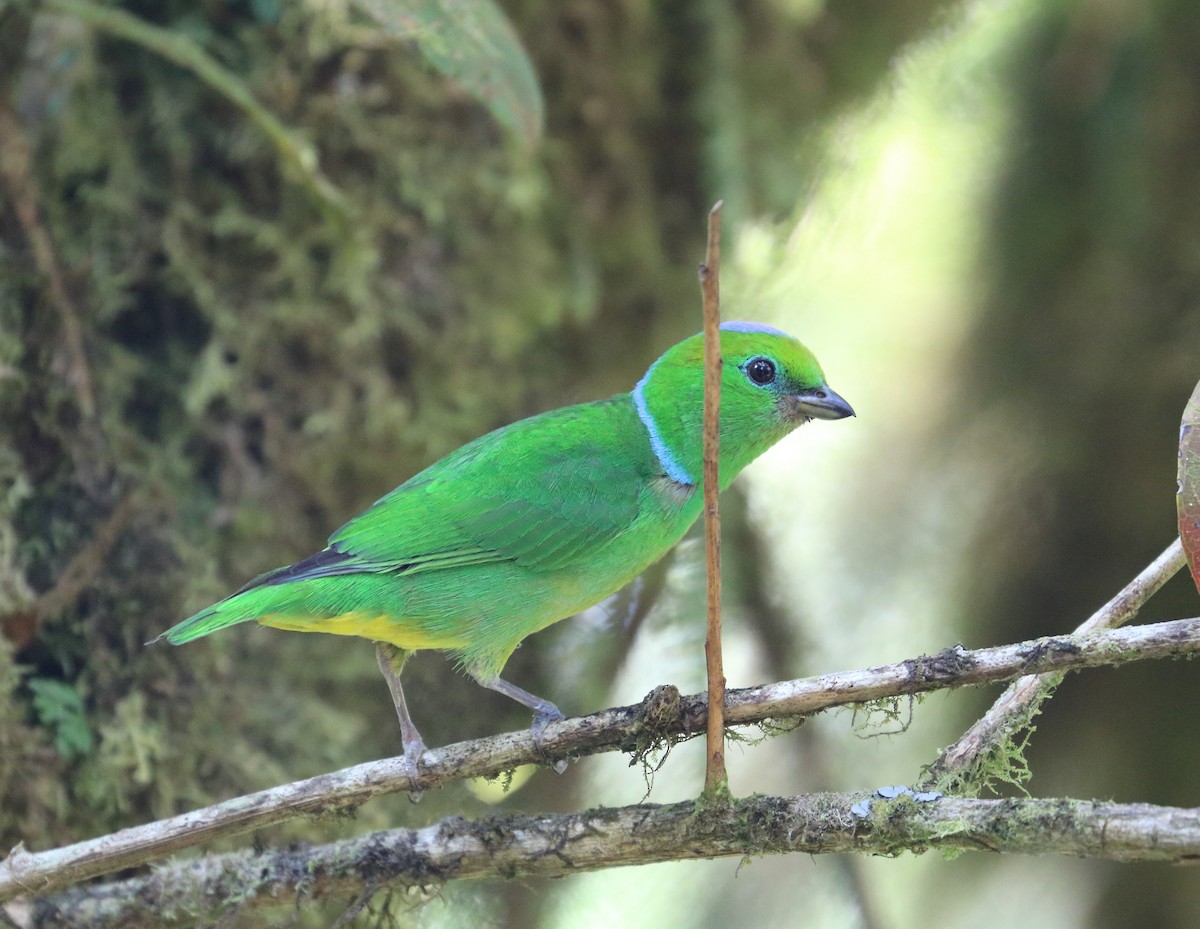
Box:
920;538;1187;793
9;792;1200;929
3;614;1199;902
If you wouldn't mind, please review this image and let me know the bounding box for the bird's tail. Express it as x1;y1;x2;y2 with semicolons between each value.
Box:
152;601;255;646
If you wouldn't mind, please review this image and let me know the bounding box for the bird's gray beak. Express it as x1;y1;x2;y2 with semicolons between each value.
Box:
788;384;855;421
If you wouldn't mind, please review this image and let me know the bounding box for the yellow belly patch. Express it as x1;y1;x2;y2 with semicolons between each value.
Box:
257;612;464;651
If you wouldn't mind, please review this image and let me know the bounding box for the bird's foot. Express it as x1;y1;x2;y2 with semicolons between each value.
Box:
473;675;569;773
402;736;428;802
530;704;565;738
530;705;567;774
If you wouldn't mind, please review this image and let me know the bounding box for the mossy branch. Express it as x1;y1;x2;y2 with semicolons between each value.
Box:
3;613;1199;904
8;793;1200;929
45;0;347;217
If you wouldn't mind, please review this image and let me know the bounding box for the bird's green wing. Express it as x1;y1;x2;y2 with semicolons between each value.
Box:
162;399;649;644
316;396;649;578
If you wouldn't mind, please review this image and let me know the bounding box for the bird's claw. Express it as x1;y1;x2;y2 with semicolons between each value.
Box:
402;738;428;803
531;706;565;733
530;707;567;774
474;676;568;772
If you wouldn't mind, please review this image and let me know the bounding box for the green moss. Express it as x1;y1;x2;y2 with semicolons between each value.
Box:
926;685;1052;799
850;694;922;737
695;776;733;812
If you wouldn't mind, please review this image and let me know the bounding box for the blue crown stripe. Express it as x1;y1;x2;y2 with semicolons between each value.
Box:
719;320;787;336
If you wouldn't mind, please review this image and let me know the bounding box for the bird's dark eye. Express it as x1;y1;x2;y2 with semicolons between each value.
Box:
744;357;777;386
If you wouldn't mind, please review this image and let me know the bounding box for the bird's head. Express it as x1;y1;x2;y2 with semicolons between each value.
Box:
712;320;854;425
633;321;853;487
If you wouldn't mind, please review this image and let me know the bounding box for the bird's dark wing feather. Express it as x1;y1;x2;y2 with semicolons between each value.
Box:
234;547;364;593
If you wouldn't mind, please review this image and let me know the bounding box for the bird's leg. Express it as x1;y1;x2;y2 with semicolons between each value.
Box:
473;675;567;772
474;675;565;733
375;643;427;792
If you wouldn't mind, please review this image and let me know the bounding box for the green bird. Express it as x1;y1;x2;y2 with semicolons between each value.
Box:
159;322;853;778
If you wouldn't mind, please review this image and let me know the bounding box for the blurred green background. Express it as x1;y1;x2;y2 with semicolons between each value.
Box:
1;0;1197;926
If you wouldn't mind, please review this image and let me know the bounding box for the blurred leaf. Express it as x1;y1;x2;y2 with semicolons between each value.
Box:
466;763;536;803
29;677;93;760
1179;378;1200;594
351;0;544;151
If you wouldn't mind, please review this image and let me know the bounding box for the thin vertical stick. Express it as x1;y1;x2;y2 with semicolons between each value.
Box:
700;200;727;796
